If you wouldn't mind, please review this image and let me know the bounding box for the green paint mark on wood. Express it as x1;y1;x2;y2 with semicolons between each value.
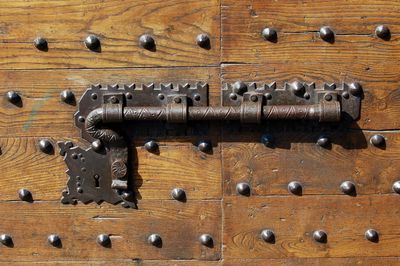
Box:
23;93;52;131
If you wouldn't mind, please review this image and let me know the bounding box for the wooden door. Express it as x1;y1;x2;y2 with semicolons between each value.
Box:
0;0;399;265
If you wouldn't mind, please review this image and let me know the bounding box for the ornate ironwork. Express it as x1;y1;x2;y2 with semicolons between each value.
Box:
58;81;362;208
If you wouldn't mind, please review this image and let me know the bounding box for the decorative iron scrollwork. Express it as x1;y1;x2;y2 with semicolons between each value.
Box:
58;82;362;208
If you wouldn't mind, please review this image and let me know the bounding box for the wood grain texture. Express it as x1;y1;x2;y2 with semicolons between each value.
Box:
0;261;221;266
0;138;221;201
224;258;400;266
0;0;220;68
222;0;400;64
223;195;400;258
0;201;221;261
0;67;220;137
222;130;400;196
222;64;400;130
0;258;223;266
222;33;400;65
221;0;400;35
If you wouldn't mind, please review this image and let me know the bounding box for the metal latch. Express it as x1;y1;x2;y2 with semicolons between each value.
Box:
58;81;362;208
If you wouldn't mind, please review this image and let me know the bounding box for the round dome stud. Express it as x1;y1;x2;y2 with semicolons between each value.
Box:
199;234;214;247
236;182;251;196
262;28;278;42
84;35;101;51
288;181;303;196
340;181;356;196
320;26;335;43
147;233;162;247
365;229;379;242
313;230;327;243
96;234;111;247
261;229;275;243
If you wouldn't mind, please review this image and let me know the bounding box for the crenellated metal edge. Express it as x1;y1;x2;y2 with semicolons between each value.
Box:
75;83;208;143
58;81;362;208
222;82;362;120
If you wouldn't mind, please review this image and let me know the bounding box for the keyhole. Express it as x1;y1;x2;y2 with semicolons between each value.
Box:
94;174;100;188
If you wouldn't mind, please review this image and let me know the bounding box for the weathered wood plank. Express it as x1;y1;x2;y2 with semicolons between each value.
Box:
222;0;400;35
224;258;400;266
222;130;400;196
222;32;400;65
0;0;220;68
223;195;400;258
0;201;221;261
0;67;220;137
0;261;222;265
0;137;221;201
222;0;400;65
221;64;400;130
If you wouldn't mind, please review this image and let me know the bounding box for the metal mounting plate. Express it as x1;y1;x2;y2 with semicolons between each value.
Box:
75;83;208;142
222;82;361;120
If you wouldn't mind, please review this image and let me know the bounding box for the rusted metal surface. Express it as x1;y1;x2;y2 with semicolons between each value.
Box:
58;81;362;207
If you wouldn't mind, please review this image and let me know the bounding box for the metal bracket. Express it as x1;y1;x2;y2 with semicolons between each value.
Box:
58;81;362;208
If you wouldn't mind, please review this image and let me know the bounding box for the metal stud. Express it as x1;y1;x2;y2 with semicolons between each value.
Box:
84;35;101;51
148;234;162;247
262;28;278;42
365;229;379;242
313;230;327;243
324;94;333;101
261;229;275;243
6;91;21;105
39;139;53;154
0;234;13;247
316;136;329;147
288;181;302;196
144;140;158;152
229;93;237;101
370;134;385;147
392;181;400;194
349;82;362;96
319;26;335;43
18;188;33;202
139;34;155;50
48;234;62;247
199;234;213;247
198;141;211;153
96;234;111;247
233;81;247;95
196;33;210;49
340;181;356;196
91;140;104;153
60;90;75;104
236;182;251;196
121;190;134;201
291;81;305;96
375;25;391;41
261;134;274;147
33;37;48;51
171;188;186;201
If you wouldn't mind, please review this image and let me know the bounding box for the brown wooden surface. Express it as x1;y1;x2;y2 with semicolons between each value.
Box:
0;262;221;266
1;0;399;265
224;195;400;258
0;0;220;68
0;67;220;137
224;258;400;266
0;201;221;261
222;0;400;35
222;130;400;196
0;138;221;201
